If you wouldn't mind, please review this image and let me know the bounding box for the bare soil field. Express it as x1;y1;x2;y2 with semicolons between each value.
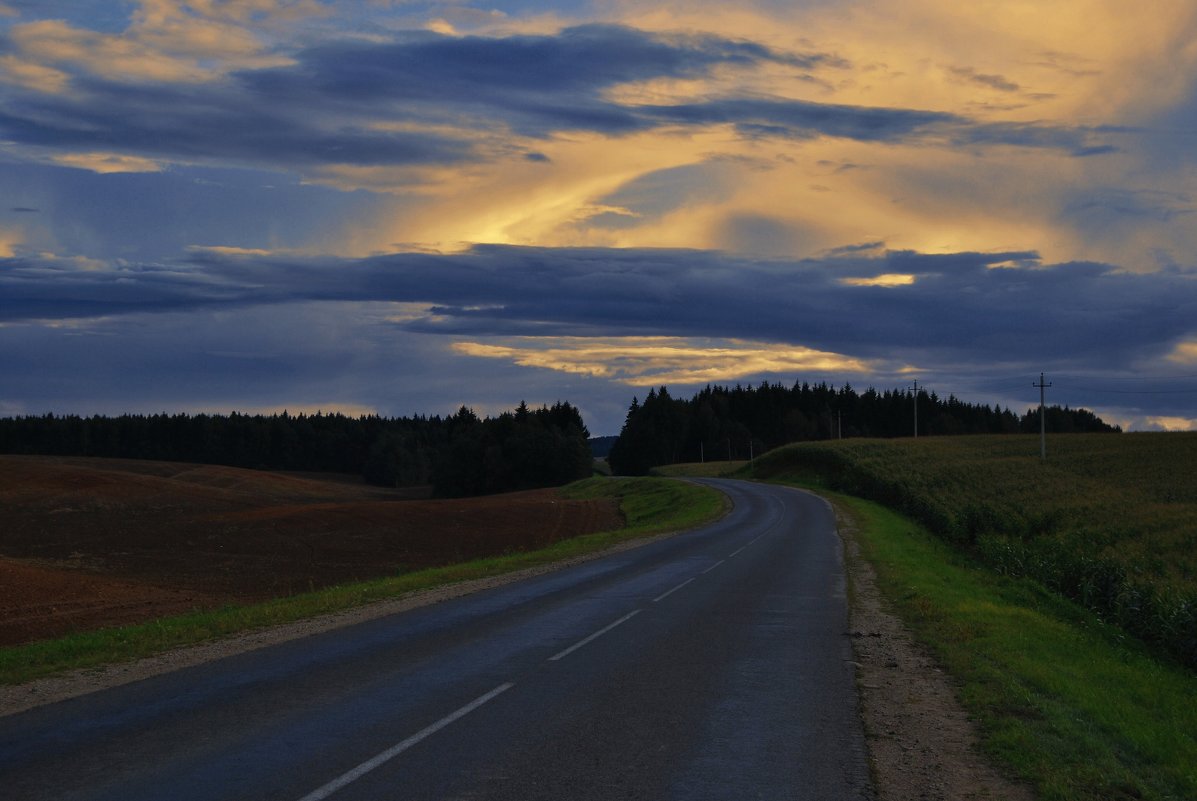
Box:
0;455;622;647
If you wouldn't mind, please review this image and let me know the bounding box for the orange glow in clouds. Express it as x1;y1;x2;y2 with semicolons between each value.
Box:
453;337;877;386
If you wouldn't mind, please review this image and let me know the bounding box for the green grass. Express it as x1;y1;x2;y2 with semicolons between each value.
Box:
0;476;725;686
826;492;1197;801
752;433;1197;668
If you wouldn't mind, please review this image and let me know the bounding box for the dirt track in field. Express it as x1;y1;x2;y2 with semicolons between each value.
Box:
0;455;622;646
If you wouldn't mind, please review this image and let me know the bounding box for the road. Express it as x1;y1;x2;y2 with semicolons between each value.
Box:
0;479;874;801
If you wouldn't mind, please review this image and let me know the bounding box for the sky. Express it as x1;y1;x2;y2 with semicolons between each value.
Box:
2;1;1197;436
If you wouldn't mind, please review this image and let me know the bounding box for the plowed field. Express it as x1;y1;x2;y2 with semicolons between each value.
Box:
0;456;622;646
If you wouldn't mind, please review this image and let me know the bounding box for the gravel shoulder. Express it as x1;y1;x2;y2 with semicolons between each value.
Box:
835;501;1035;801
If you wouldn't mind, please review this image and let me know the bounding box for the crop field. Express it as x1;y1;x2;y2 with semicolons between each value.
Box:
753;433;1197;668
0;455;623;647
649;460;748;478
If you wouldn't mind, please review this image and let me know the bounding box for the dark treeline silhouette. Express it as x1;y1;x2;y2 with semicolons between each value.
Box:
608;382;1119;475
586;435;619;458
0;401;593;497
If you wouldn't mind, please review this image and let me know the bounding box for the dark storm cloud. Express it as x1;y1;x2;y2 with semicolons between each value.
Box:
247;24;813;101
954;121;1120;156
0;80;474;168
644;97;958;141
0;24;815;167
232;23;845;138
4;246;1194;376
0;24;1117;171
647;98;1116;154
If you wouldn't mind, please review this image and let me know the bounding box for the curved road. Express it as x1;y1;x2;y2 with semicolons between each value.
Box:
1;479;874;800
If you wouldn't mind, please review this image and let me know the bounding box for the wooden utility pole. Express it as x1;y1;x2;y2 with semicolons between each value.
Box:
909;380;919;438
1034;372;1052;460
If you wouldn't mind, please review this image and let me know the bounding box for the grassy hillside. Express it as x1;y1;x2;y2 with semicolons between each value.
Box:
753;435;1197;799
752;433;1197;668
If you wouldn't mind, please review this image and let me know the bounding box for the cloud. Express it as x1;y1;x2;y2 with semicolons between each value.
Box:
0;298;632;429
0;21;1120;189
0;160;383;261
453;336;878;385
4;242;1195;432
1167;341;1197;364
50;151;164;173
839;273;914;287
0;228;20;257
947;66;1020;93
0;82;477;171
237;23;826;139
1142;416;1197;432
3;4;1196;434
4;244;1194;375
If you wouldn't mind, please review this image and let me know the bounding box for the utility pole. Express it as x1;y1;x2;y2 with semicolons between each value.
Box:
909;380;919;438
1034;372;1052;460
837;409;842;439
700;441;704;463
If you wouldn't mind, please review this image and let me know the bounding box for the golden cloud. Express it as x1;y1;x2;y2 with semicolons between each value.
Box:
7;3;297;89
0;54;71;93
185;245;275;257
1146;416;1197;432
452;336;876;385
1166;341;1197;364
839;273;916;287
0;227;21;258
401;3;1196;267
51;152;164;174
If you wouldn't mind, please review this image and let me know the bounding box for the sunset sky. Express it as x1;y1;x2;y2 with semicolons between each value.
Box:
2;1;1196;435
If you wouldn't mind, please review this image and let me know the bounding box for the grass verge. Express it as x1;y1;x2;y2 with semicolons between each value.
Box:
0;476;725;687
819;488;1197;801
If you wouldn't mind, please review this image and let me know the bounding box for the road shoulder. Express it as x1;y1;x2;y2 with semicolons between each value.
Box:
835;500;1034;801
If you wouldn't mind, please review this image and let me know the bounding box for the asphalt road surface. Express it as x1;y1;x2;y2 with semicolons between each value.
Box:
1;478;874;800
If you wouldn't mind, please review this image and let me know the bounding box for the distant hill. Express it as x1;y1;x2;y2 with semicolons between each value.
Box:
588;435;619;458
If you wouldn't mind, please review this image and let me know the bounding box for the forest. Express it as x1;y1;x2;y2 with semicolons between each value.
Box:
3;382;1121;490
0;401;593;497
607;381;1119;475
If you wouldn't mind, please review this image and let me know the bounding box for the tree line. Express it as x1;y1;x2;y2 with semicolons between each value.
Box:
608;381;1119;475
0;402;593;497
